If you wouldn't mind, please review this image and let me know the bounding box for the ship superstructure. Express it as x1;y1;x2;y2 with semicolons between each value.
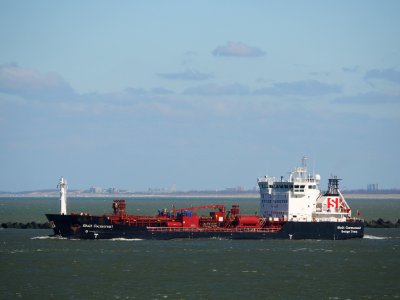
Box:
258;156;351;223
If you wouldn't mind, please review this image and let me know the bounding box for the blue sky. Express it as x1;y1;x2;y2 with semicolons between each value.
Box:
0;1;399;192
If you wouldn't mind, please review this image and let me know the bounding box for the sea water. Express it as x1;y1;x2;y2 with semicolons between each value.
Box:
1;197;399;299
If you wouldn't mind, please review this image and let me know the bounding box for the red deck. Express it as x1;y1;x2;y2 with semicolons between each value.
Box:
74;199;286;231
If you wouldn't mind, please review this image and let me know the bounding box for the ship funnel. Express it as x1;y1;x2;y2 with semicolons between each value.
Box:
325;176;341;196
58;177;67;215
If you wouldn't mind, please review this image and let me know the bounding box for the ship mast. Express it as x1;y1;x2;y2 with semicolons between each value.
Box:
58;177;67;215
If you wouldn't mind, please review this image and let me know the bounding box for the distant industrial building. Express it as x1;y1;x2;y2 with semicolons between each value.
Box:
367;184;379;192
107;187;119;194
89;187;104;193
225;186;245;192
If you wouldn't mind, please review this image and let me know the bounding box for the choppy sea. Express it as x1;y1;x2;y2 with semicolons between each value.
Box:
1;197;399;299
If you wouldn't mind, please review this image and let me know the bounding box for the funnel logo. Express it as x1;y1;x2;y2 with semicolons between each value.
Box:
327;197;340;209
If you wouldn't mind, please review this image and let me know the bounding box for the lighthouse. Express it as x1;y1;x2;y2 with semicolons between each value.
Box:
58;177;67;215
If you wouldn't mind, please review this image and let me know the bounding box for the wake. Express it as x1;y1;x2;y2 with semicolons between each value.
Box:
109;238;143;241
363;235;390;240
31;235;67;240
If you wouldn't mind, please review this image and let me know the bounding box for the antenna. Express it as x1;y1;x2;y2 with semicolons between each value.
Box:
302;155;308;168
312;157;316;177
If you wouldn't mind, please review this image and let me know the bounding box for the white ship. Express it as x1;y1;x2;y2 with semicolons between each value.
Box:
258;156;353;223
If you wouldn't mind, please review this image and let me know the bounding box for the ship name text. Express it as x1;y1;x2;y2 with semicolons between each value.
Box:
337;225;362;234
82;224;113;229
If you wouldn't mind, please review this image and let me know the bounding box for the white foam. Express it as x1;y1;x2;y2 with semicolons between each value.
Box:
363;235;389;240
31;235;67;240
241;270;258;273
109;238;143;241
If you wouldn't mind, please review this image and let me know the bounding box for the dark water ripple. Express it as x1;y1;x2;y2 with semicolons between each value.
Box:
0;228;399;299
1;197;400;299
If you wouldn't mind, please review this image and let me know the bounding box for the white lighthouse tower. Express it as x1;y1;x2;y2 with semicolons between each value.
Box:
58;177;67;215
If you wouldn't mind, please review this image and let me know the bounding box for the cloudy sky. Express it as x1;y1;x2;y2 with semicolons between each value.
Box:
1;1;399;192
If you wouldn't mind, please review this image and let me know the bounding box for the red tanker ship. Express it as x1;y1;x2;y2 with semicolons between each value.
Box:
46;158;364;240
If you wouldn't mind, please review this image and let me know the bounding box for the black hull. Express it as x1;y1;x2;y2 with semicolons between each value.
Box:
46;214;364;240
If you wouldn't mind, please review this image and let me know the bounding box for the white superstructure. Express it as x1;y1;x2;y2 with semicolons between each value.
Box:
258;156;351;222
58;177;67;215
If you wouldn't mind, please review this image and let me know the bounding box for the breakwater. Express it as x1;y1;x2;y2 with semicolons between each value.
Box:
365;218;400;228
1;222;51;229
1;219;400;229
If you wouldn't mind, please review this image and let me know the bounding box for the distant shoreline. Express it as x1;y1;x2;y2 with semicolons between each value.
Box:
0;192;400;199
344;194;400;199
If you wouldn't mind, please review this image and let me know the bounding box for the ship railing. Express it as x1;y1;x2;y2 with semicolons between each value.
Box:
147;227;281;233
312;212;352;222
291;178;318;185
313;211;351;217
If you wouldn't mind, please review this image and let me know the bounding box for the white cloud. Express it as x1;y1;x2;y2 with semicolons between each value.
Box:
124;87;174;96
182;51;197;65
254;80;342;96
364;68;400;85
157;69;213;80
183;83;250;96
342;65;360;73
0;63;75;100
333;92;400;105
212;42;265;57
